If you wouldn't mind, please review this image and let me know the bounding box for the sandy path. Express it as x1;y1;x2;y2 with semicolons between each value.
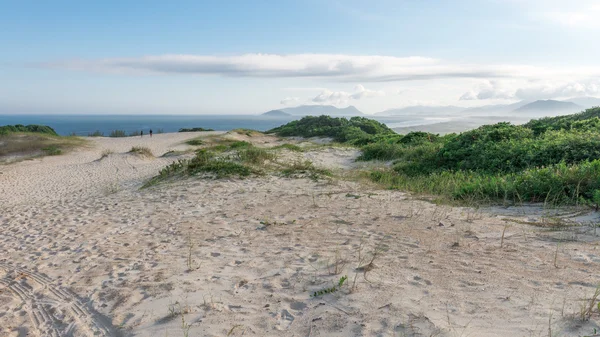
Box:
1;133;599;337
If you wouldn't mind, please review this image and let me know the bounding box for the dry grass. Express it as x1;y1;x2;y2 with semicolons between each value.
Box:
129;146;154;158
0;133;86;163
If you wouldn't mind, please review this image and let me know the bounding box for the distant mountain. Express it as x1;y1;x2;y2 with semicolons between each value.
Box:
513;100;582;113
375;105;463;116
262;109;291;116
563;97;600;109
461;100;532;114
280;105;364;116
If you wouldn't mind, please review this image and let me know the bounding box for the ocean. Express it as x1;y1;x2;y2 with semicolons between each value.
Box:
0;114;441;136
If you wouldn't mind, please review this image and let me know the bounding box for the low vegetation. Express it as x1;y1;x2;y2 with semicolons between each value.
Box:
129;146;154;157
109;130;127;137
267;115;397;145
0;125;85;163
145;137;332;187
270;109;600;206
185;138;204;146
0;124;58;136
179;127;215;132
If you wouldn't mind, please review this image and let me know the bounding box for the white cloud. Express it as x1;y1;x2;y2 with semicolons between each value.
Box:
514;80;600;100
460;79;600;101
44;53;600;82
460;81;514;100
311;84;385;105
280;97;301;105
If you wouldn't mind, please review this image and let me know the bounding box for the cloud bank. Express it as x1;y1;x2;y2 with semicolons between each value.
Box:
461;79;600;101
312;85;385;105
44;53;600;82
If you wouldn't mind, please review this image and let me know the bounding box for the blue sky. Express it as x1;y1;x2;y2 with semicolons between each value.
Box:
1;0;599;114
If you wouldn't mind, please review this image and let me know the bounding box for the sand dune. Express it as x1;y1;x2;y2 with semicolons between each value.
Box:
1;132;599;336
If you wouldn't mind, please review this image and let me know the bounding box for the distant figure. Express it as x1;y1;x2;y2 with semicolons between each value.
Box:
150;129;153;138
141;130;144;137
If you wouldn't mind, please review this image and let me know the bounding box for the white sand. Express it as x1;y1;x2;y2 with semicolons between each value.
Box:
1;132;599;337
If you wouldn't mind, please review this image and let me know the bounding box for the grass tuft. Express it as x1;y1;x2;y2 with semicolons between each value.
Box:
129;146;154;157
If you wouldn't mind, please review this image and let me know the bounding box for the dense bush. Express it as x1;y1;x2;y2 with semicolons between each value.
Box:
0;124;58;136
272;108;600;205
179;127;215;132
267;115;396;144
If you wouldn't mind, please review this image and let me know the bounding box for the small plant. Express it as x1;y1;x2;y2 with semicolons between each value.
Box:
237;147;276;165
272;143;304;152
186;231;195;272
100;149;114;159
88;130;104;137
42;145;62;156
186;139;204;146
229;141;252;149
310;275;348;297
579;284;600;321
129;146;154;157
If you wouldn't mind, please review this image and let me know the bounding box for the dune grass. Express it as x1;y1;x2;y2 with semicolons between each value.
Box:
271;143;304;152
0;132;86;163
109;130;127;137
129;146;154;157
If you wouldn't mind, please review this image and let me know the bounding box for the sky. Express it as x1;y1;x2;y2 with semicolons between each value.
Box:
1;0;599;115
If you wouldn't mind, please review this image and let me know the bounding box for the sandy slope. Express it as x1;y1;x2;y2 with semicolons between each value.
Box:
1;132;599;337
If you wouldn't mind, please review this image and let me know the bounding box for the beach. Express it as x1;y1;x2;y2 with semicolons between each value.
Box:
1;131;599;337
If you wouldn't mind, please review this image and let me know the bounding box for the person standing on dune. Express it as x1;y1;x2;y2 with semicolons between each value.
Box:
150;129;153;138
141;130;143;137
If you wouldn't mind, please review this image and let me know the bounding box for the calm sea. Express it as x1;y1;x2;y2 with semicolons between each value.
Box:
0;114;437;136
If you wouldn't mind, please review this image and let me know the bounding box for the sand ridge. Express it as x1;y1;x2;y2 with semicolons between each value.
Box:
1;131;599;336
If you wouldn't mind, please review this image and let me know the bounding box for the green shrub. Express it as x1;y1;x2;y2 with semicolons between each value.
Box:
268;115;395;143
42;146;62;156
179;127;215;132
0;124;58;136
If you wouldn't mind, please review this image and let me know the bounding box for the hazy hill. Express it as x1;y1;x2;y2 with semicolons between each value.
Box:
375;105;463;116
513;100;582;113
262;109;291;116
279;105;364;116
564;97;600;109
461;100;531;114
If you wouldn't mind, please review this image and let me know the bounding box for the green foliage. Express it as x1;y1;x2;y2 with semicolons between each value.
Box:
524;107;600;135
268;115;395;143
311;276;348;297
42;146;62;155
271;143;304;152
229;141;252;149
269;108;600;205
88;130;104;137
185;138;204;146
144;148;259;187
237;147;276;165
0;124;58;136
179;127;215;132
